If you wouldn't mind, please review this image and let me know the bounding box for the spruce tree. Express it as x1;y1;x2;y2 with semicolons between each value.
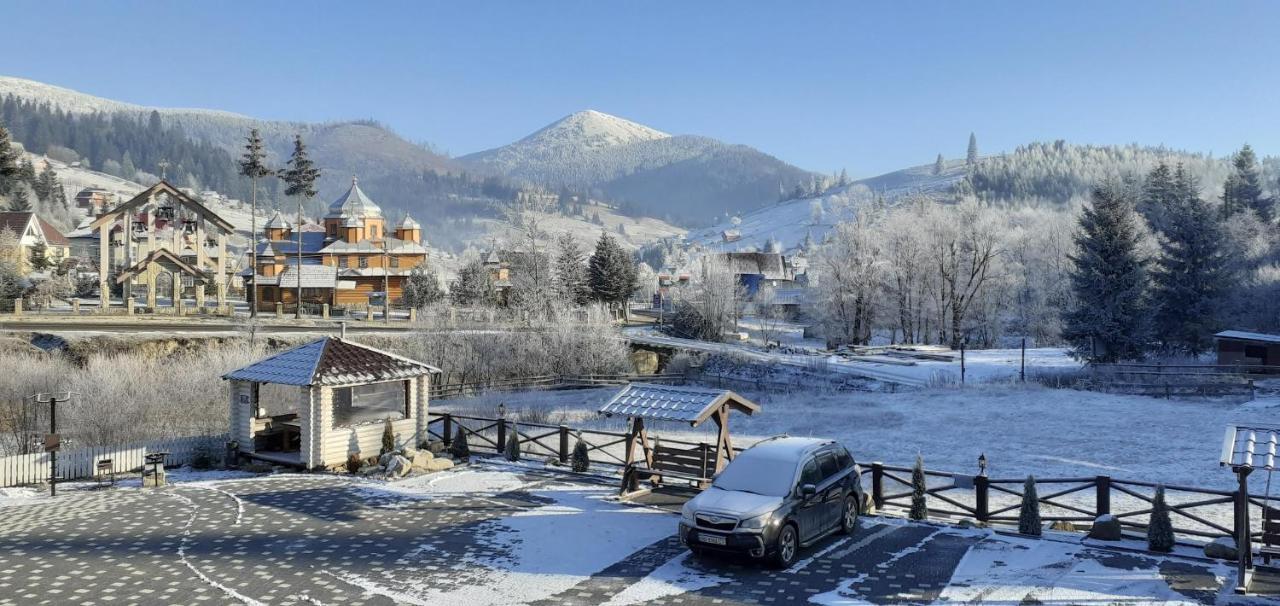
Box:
554;233;590;306
966;133;978;165
933;153;945;176
0;121;19;196
1147;485;1175;552
380;418;395;456
1018;475;1042;536
1151;167;1231;356
1062;181;1150;362
279;134;319;318
401;264;444;308
588;231;638;314
504;422;521;462
240;128;273;318
450;259;495;306
1222;144;1270;220
1138;162;1176;233
8;187;30;211
449;426;470;460
909;454;928;521
571;432;590;472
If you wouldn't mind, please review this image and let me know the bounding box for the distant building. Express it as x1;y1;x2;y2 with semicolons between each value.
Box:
74;187;113;215
1215;330;1280;369
0;211;71;274
247;177;429;311
712;251;796;295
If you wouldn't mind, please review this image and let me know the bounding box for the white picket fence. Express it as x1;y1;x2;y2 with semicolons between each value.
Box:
0;433;229;488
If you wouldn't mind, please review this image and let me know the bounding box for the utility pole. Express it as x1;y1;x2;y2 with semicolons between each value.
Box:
1020;338;1026;383
960;342;966;385
33;392;75;497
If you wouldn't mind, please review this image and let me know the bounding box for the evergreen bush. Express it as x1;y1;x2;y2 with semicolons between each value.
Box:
1148;485;1175;552
345;453;363;474
571;433;590;472
505;422;521;462
449;427;470;460
1018;475;1042;536
380;418;395;456
909;454;928;521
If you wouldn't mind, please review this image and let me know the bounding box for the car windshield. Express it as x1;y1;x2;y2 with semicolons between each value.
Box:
711;453;798;497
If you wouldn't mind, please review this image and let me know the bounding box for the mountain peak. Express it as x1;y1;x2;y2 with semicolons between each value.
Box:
522;109;670;151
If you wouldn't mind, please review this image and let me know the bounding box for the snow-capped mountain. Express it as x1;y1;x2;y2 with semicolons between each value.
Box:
461;110;816;225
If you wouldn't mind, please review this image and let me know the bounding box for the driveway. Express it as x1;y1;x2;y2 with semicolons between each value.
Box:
0;463;1261;605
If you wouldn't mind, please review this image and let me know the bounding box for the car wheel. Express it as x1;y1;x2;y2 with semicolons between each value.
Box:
841;496;859;535
771;523;799;569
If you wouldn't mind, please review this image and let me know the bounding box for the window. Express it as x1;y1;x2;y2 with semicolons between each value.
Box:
340;255;350;268
834;447;854;471
799;458;822;488
817;452;841;482
333;380;409;427
358;256;369;269
390;256;400;269
371;225;378;238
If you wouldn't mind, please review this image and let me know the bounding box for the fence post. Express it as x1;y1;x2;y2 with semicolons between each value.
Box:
496;420;507;454
442;413;453;447
1236;470;1254;587
975;474;989;523
1096;475;1111;516
872;462;885;510
559;425;570;464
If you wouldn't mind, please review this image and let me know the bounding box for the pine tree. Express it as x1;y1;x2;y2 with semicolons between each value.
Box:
401;264;444;308
838;168;850;187
588;232;638;313
933;154;945;176
1138;162;1176;233
504;422;521;461
279;134;320;318
449;426;470;460
8;187;30;211
1018;476;1042;536
240;128;273;318
450;259;495;306
909;454;928;520
380;418;395;456
1062;181;1150;362
966;133;978;165
1151;166;1231;356
1147;485;1175;552
554;233;591;306
0;120;19;196
1222;144;1271;220
571;432;590;472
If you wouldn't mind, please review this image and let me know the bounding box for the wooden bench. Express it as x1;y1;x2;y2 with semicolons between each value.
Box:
631;442;714;489
1262;506;1280;564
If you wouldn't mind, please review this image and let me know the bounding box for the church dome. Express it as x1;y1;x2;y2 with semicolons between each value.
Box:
326;176;383;220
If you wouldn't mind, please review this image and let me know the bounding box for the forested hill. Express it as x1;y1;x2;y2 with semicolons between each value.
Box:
957;140;1279;205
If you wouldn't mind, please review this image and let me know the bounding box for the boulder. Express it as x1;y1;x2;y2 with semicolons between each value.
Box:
426;441;446;455
383;455;412;478
630;349;660;375
401;447;418;463
1050;520;1079;532
425;458;455;472
411;451;436;469
357;465;382;477
1204;537;1238;561
1088;514;1122;541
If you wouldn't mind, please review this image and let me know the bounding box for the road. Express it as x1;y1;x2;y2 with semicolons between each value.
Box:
0;318;414;335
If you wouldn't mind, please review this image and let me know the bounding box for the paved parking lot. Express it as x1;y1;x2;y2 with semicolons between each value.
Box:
0;464;1261;605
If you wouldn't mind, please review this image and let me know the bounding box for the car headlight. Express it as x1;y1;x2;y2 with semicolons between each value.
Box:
681;505;695;524
738;513;771;530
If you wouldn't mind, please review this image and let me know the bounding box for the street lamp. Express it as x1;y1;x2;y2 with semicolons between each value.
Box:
978;453;988;477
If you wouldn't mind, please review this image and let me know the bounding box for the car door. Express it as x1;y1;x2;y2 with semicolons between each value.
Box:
794;456;825;542
815;451;845;531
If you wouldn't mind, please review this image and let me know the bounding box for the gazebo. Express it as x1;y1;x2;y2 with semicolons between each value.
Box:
599;383;760;494
1221;424;1280;593
224;337;439;469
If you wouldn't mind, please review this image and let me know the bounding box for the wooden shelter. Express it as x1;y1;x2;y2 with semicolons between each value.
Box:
1221;424;1280;593
223;337;439;469
599;383;760;494
89;180;235;311
1216;331;1280;371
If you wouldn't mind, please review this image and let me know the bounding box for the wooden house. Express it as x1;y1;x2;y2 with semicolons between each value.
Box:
224;337;439;469
1215;330;1280;369
0;211;72;274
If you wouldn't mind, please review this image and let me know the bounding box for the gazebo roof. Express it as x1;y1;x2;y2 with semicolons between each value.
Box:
223;337;439;387
598;383;760;426
1221;424;1280;470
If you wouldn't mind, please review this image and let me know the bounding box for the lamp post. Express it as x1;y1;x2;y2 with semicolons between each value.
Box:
978;453;988;477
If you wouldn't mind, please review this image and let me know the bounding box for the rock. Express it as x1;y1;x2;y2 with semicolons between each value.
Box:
1050;520;1078;532
1204;537;1238;561
412;451;436;469
425;458;454;472
630;349;660;375
357;465;382;477
384;455;412;478
378;452;399;467
1088;514;1122;541
401;447;418;463
426;441;446;455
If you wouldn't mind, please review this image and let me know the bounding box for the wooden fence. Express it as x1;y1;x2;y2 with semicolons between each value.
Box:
1084;364;1257;398
428;373;686;399
866;462;1250;543
0;433;229;488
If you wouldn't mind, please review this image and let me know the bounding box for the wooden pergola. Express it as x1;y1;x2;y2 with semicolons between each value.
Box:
599;383;760;494
89;180;235;311
1221;424;1280;594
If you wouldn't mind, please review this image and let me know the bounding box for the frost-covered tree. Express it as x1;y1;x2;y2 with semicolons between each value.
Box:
278;134;320;318
7;187;30;211
0;120;20;197
451;258;495;307
571;432;590;472
909;454;928;521
838;168;850;187
504;422;521;461
1018;476;1042;536
1152;167;1231;356
587;232;637;313
966;133;978;165
812;215;882;346
240;128;273;318
553;233;591;306
933;154;945;176
1138;162;1177;234
401;264;445;308
1063;181;1150;362
1222;144;1271;221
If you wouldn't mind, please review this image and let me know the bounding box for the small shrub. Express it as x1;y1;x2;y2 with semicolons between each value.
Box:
505;422;521;462
909;454;928;521
1018;475;1042;536
380;418;395;456
1148;485;1175;552
345;452;363;474
189;442;217;470
571;433;590;472
449;427;470;460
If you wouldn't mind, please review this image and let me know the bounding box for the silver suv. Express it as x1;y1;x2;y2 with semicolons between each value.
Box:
678;437;864;568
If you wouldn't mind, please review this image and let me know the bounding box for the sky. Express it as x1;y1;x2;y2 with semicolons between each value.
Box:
1;1;1277;176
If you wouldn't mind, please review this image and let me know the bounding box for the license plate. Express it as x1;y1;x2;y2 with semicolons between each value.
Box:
699;533;727;545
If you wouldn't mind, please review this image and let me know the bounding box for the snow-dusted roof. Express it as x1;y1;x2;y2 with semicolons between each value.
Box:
264;211;292;230
326;177;383;220
399;215;421;229
598;383;760;426
1215;330;1280;345
320;238;427;255
1221;425;1280;470
224;337;438;387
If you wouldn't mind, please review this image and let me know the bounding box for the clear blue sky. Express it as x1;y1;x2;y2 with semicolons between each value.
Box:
1;1;1277;176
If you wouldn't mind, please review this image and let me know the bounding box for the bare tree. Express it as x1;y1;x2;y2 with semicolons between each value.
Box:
812;215;884;347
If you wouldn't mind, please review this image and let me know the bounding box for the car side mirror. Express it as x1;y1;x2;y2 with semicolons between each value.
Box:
800;483;817;497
